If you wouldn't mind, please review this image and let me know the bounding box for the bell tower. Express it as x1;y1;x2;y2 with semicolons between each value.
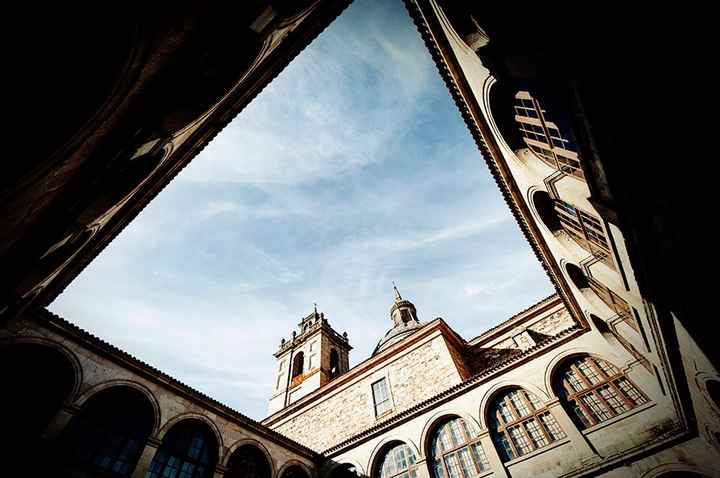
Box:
267;306;351;416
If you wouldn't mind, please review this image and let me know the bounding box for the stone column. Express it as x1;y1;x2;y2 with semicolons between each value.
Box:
546;400;598;460
477;431;509;478
214;464;227;478
131;438;161;478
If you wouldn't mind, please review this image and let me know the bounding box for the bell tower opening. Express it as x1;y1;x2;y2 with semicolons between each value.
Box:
267;306;352;416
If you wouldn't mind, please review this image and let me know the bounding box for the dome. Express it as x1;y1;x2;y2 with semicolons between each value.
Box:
372;285;423;355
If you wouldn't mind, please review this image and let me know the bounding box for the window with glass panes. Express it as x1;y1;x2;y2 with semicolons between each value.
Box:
61;387;153;476
513;91;584;179
489;388;565;462
556;356;648;430
372;378;393;417
429;417;490;478
587;276;632;319
145;420;216;478
376;443;420;478
553;200;613;266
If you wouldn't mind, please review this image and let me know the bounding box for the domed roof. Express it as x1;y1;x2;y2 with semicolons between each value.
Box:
372;285;423;356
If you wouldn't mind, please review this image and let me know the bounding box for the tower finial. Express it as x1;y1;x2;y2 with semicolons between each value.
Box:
313;302;318;314
392;281;402;302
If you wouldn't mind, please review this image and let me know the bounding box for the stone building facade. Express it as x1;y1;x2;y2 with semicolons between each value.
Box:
1;0;717;477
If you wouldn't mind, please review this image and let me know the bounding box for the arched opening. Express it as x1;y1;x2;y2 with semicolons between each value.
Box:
225;444;271;478
706;379;720;410
532;190;561;234
552;355;648;430
0;343;77;468
59;386;155;476
427;416;490;478
372;442;419;478
565;263;589;290
566;263;631;318
292;352;305;379
147;419;218;478
488;387;565;462
331;463;362;478
329;349;340;379
281;464;310;478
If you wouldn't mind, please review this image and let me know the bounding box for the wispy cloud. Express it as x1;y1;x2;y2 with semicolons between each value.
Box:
49;0;553;420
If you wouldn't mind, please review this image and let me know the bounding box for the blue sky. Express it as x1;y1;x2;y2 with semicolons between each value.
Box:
50;0;553;420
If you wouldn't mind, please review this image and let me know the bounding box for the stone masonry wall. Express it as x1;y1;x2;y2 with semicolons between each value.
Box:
272;334;464;452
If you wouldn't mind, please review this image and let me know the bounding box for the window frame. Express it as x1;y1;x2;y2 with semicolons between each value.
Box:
489;389;566;462
429;417;491;478
557;356;648;429
376;443;420;478
553;199;615;268
371;377;393;418
513;92;585;180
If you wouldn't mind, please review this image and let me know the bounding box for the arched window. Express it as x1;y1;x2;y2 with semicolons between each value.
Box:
489;388;565;462
281;465;310;478
513;91;584;179
146;419;218;478
225;445;271;478
61;387;154;476
374;443;420;478
553;200;612;265
554;356;648;429
565;264;630;318
0;343;76;471
330;349;340;379
429;417;490;478
292;352;305;379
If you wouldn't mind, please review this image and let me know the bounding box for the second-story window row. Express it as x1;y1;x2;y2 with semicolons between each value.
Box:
514;91;585;179
557;356;648;430
554;200;614;267
490;388;566;462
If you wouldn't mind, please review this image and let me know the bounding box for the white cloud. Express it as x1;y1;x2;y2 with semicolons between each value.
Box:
49;0;553;420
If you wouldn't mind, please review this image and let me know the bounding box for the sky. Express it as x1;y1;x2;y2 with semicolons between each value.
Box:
50;0;554;420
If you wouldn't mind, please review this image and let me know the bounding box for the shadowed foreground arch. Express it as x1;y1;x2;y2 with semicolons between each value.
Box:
225;444;272;478
0;342;77;470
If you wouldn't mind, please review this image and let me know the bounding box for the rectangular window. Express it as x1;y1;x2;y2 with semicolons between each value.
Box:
471;443;490;471
372;378;392;417
539;412;566;440
581;392;613;421
597;385;629;414
508;425;533;455
523;418;549;448
509;390;530;417
615;377;648;405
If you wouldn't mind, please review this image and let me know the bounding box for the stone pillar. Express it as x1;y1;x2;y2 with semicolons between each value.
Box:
546;400;598;460
477;431;509;478
131;438;161;478
214;464;227;478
